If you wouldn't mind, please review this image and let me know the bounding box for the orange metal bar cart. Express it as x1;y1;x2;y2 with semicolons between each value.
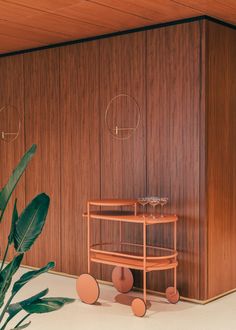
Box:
76;199;179;317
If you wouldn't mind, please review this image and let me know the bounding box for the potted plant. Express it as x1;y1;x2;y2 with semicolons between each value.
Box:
0;144;74;329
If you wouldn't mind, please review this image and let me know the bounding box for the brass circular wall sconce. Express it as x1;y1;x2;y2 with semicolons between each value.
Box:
0;104;21;143
105;94;140;140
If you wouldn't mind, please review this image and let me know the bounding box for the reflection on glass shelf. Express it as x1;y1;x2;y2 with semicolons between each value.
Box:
90;242;177;259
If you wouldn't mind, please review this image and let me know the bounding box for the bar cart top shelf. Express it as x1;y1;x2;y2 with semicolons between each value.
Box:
86;199;177;224
88;199;137;206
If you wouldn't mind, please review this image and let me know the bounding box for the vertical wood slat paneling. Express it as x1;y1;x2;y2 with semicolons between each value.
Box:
0;19;235;301
199;20;208;301
146;22;201;299
24;49;61;271
99;32;146;283
60;42;101;278
0;55;25;262
207;21;236;298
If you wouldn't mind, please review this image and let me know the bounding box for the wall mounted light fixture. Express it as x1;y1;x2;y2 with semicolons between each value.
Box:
105;94;141;140
0;104;21;143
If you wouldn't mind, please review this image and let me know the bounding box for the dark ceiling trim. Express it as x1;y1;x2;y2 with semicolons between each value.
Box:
205;15;236;30
0;15;235;58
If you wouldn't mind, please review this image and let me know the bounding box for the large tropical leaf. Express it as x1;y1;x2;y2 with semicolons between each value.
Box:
0;144;36;223
14;193;50;253
0;254;24;308
12;262;55;295
21;297;75;314
10;321;31;329
8;199;19;245
8;289;49;319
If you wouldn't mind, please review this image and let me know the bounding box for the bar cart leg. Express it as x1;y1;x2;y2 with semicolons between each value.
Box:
174;221;177;295
174;266;177;294
76;202;100;305
143;271;147;303
143;219;147;303
166;220;180;304
87;202;91;274
131;218;147;317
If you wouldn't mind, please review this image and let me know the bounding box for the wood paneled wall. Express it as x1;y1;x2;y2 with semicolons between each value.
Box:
146;22;201;298
60;41;101;278
206;21;236;299
24;49;61;270
99;32;146;284
0;18;235;301
0;55;25;262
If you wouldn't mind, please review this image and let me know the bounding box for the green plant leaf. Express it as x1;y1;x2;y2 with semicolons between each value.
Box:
0;144;37;223
8;289;49;318
46;297;75;305
21;297;75;314
14;193;50;253
8;199;19;245
10;321;31;329
0;254;24;308
12;262;55;295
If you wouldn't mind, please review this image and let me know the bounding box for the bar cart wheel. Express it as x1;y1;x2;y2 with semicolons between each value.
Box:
131;298;146;317
166;286;180;304
112;266;134;293
76;273;100;304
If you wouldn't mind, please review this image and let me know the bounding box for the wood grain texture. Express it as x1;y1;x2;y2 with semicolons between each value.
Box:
0;20;72;44
24;48;61;271
0;18;235;302
0;34;45;53
0;1;236;55
199;20;208;301
146;22;201;299
206;20;236;298
5;0;81;11
60;41;101;278
54;1;151;31
99;32;146;283
93;0;199;21
11;12;109;39
174;0;236;25
0;55;25;262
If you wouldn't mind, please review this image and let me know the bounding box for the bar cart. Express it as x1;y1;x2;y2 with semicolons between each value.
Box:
76;199;179;317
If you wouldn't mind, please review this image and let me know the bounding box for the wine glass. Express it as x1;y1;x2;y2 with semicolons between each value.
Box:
148;197;160;218
138;197;148;217
160;197;168;217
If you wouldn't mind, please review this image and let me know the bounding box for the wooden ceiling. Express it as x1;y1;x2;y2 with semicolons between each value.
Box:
0;0;235;55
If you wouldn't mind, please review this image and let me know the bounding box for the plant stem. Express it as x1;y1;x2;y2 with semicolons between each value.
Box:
14;313;30;328
0;243;10;272
0;315;11;330
0;253;23;323
0;293;15;325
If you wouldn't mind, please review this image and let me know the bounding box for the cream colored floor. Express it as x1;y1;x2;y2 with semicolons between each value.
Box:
4;267;236;330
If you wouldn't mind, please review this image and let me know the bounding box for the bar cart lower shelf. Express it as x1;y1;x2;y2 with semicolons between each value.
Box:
76;199;180;317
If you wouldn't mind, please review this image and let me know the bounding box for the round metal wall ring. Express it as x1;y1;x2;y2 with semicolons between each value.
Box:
0;104;21;143
105;94;141;140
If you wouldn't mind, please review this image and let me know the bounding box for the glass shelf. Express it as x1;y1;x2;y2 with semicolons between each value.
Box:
90;242;177;271
84;211;178;225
